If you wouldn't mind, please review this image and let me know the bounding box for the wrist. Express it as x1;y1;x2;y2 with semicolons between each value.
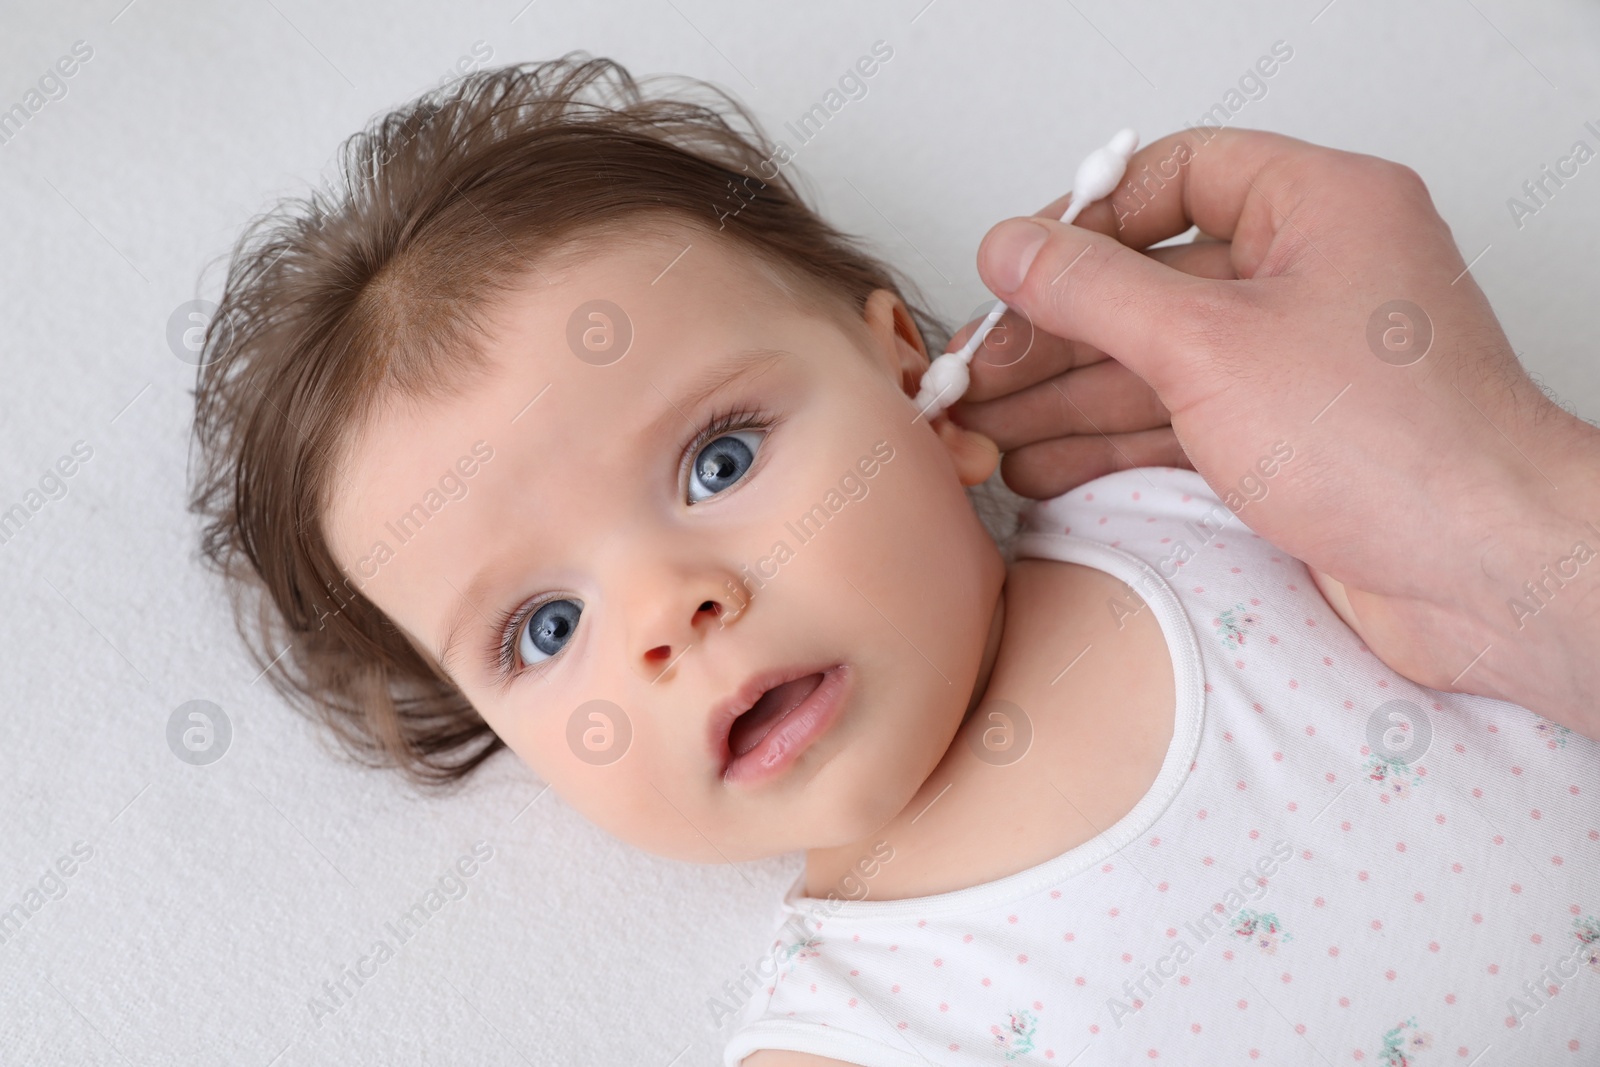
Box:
1455;411;1600;736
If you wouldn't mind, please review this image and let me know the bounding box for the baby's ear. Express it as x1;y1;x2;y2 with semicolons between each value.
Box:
863;288;930;398
863;289;998;485
931;411;1000;487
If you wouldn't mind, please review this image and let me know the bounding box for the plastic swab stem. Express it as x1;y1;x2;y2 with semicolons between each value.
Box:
914;128;1140;422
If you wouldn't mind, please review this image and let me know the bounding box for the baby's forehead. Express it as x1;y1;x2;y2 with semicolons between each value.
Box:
525;215;867;348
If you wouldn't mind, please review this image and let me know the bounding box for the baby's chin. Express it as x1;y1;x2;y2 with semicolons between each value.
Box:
642;782;919;867
781;698;974;855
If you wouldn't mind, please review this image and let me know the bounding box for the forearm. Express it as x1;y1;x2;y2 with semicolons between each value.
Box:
1453;411;1600;738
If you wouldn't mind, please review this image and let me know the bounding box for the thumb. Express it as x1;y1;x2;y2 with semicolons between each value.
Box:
976;216;1237;396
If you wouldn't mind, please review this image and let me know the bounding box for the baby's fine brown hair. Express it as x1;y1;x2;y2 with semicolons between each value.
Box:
187;53;971;792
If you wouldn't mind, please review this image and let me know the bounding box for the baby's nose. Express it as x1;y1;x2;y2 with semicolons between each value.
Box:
635;596;741;681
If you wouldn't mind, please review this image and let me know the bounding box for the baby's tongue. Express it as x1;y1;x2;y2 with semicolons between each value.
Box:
728;674;825;758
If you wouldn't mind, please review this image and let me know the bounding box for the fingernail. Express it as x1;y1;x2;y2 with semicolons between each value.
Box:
984;219;1049;294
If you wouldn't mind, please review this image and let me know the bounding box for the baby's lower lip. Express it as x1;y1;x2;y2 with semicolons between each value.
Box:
722;666;851;787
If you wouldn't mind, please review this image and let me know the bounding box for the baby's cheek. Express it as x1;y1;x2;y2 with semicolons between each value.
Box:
533;702;658;802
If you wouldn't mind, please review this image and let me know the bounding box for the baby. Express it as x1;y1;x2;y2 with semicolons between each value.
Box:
188;55;1600;1065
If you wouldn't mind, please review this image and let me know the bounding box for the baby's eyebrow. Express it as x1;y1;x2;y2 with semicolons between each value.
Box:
639;346;788;441
436;593;490;681
432;346;789;681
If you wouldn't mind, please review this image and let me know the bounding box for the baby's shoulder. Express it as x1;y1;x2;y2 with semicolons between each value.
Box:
1012;465;1297;603
1018;466;1260;553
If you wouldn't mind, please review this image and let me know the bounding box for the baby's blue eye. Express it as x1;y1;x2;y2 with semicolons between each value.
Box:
688;430;763;503
516;598;582;667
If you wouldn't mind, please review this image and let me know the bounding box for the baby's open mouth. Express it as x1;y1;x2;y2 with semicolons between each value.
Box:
727;673;826;758
711;664;853;786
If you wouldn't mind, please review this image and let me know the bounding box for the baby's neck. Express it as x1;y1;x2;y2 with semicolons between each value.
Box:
801;577;1008;898
796;557;1177;904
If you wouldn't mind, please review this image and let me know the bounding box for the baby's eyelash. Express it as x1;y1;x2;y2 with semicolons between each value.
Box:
491;599;538;686
487;401;776;686
680;402;774;479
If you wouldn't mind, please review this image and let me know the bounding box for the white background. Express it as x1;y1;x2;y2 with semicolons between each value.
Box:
1;1;1597;1064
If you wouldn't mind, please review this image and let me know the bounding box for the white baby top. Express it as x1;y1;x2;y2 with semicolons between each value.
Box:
722;466;1600;1067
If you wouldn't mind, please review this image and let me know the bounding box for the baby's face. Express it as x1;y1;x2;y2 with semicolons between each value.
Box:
324;220;1005;862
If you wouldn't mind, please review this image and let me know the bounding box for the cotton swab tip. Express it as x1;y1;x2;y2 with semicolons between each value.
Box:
913;352;970;420
1071;128;1141;206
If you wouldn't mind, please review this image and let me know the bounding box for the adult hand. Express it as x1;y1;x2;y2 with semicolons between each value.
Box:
951;127;1600;739
945;195;1241;487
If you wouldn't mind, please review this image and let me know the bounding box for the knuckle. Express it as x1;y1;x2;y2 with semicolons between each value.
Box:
1341;153;1433;207
1380;160;1438;215
1386;160;1429;195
